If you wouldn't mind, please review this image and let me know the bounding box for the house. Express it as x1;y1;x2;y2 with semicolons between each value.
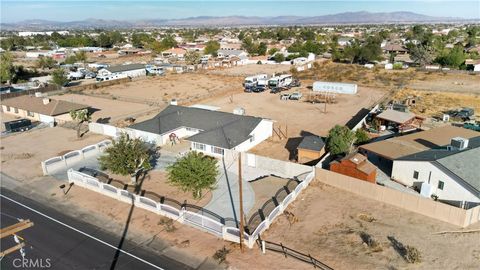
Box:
219;43;242;51
1;95;89;125
374;109;422;133
465;59;480;72
296;135;325;164
161;47;187;58
360;125;480;176
383;43;408;54
97;64;146;78
127;105;273;157
217;49;248;59
330;153;377;183
391;136;480;205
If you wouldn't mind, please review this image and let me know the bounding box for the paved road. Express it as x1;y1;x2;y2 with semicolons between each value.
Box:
0;188;193;270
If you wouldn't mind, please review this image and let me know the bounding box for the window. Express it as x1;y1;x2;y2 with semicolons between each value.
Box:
193;142;206;151
413;171;419;180
438;181;444;190
249;134;255;143
5;106;10;112
211;146;224;155
14;107;18;113
27;111;34;117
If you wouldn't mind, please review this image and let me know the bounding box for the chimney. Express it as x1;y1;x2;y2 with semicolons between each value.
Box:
42;98;51;105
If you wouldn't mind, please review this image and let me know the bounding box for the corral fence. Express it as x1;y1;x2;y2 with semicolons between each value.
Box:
41;140;112;175
259;240;333;270
67;77;131;92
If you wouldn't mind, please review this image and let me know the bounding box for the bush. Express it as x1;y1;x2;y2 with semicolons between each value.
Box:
393;63;403;70
327;125;355;155
213;246;230;264
355;129;370;144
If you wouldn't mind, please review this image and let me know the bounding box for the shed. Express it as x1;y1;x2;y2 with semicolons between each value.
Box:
330;153;377;183
297;135;325;163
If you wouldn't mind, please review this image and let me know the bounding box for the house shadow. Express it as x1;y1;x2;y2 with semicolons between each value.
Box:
284;137;303;161
345;108;371;129
414;138;439;149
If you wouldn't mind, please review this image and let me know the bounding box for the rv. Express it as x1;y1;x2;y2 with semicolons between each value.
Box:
268;74;293;88
244;74;268;89
146;65;165;76
96;73;128;82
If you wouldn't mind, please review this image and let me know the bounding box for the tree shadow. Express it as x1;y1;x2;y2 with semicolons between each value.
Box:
109;171;148;270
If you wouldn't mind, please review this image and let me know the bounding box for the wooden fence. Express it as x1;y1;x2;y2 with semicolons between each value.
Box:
261;240;333;269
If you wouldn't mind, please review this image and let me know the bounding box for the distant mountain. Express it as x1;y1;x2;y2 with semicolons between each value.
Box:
1;11;472;30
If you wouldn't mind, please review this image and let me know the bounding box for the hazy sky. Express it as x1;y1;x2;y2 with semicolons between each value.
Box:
1;1;479;23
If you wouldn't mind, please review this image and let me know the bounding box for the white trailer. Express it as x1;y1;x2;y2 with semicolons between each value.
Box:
244;74;268;89
96;74;128;82
312;81;357;95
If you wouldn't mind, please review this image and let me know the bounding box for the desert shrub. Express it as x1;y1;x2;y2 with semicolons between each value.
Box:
388;236;421;263
158;217;176;232
213;246;230;264
359;232;383;252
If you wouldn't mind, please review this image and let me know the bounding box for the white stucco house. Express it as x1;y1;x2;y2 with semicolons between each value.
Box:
391;136;480;206
127;105;273;157
97;64;146;78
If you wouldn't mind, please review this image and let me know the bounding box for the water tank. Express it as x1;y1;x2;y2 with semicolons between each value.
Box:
233;108;245;115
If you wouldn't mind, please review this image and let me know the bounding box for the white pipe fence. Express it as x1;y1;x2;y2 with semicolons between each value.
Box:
41;140;112;175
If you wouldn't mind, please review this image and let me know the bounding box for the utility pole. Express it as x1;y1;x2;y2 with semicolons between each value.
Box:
238;152;244;252
0;219;34;257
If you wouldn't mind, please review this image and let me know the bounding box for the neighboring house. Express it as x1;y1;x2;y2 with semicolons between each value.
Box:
375;109;422;132
330;153;377;183
465;59;480;72
161;47;187;58
296;135;325;164
383;43;408;54
392;136;480;204
97;64;146;78
1;95;89;125
217;49;248;59
127;105;273;157
360;125;480;177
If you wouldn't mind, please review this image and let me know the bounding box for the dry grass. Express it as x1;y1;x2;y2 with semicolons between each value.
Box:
392;88;480;118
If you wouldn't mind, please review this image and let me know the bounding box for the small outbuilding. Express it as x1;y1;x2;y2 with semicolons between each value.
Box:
296;135;325;164
330;153;377;183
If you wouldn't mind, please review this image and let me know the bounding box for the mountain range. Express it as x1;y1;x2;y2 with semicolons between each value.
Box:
1;11;473;30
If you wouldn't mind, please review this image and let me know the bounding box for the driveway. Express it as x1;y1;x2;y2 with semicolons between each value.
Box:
204;158;255;227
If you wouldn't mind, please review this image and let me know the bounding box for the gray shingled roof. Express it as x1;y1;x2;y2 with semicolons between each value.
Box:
297;135;325;151
397;136;480;193
106;64;145;73
129;105;263;149
436;148;480;193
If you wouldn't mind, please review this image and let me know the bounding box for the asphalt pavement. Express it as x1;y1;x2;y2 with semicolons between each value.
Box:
0;188;193;270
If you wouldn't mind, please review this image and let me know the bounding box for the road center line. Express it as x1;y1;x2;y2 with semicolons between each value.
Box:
0;194;164;270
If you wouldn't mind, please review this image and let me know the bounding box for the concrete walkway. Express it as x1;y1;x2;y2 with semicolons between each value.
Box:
204;158;255;226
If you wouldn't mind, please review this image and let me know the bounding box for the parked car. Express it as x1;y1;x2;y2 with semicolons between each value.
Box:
252;85;266;93
455;107;475;121
289;92;302;100
84;72;97;79
280;93;290;100
270;87;281;94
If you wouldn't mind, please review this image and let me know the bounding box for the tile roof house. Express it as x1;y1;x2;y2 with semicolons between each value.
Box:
391;136;480;204
1;95;89;125
330;153;377;183
128;105;273;157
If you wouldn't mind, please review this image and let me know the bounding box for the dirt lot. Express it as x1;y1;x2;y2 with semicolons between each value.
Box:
263;181;480;270
0;126;107;179
247;175;290;217
207;64;292;77
81;73;243;105
407;72;480;94
51;93;162;124
393;88;480;119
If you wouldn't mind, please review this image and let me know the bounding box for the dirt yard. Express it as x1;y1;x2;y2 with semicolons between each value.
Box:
207;64;292;77
51;93;162;124
0;126;107;179
263;181;480;270
393;88;480;118
247;176;291;217
80;73;244;105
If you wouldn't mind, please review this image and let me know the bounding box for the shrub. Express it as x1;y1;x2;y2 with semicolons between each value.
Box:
213;246;230;264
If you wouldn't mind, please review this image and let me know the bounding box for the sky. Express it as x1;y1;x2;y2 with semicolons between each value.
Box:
1;0;479;23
